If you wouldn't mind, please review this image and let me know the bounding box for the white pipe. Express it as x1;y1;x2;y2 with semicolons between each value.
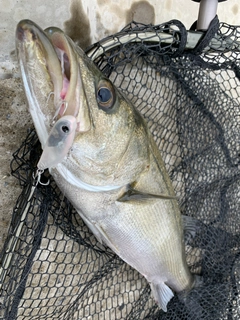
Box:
197;0;218;30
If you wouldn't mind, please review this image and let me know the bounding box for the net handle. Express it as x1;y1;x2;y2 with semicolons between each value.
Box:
192;0;226;30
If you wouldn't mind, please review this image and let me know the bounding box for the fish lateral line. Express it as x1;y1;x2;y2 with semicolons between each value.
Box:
117;185;177;202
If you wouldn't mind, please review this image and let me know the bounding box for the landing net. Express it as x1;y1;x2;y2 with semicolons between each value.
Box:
0;17;239;319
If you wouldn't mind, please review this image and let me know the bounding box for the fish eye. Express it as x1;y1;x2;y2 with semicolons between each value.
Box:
98;88;111;103
61;125;69;133
97;79;115;110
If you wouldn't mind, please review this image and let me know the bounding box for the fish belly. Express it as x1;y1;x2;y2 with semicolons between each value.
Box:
54;178;193;312
51;150;193;311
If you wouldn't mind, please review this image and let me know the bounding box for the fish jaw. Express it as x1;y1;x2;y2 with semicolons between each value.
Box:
44;26;91;132
16;20;59;145
16;19;91;149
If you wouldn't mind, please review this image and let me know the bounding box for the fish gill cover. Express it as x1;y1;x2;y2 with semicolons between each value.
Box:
0;17;240;319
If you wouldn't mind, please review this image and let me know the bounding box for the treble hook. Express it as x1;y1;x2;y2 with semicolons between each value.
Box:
33;169;50;186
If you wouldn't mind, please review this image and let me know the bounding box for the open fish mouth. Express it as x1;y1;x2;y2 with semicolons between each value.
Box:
16;19;91;147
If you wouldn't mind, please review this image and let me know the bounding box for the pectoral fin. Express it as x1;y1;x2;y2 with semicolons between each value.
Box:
117;185;176;202
78;212;104;244
77;210;120;253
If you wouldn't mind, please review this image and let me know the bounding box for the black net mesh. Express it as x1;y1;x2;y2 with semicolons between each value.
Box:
0;18;240;319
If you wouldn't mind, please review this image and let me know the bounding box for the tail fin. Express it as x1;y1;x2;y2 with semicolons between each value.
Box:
150;282;174;312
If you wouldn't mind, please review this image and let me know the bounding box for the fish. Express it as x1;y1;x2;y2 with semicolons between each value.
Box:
15;19;196;312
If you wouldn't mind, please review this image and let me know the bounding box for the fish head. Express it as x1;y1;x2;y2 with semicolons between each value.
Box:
16;20;150;187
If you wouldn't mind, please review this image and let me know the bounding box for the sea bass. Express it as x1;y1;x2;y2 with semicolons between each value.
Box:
16;19;195;311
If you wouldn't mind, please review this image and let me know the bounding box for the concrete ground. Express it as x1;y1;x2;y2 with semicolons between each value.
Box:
0;74;32;252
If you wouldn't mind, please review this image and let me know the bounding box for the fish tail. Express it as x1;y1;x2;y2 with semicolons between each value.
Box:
150;281;174;312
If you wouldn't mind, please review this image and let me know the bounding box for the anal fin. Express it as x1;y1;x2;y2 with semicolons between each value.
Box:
150;281;174;312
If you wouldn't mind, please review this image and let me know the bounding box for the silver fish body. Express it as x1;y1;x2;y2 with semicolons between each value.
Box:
16;19;195;311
